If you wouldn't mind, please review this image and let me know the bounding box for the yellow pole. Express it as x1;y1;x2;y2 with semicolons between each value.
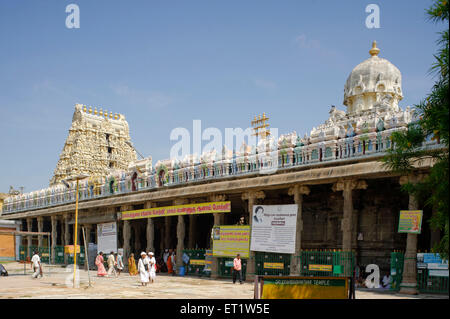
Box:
73;179;79;287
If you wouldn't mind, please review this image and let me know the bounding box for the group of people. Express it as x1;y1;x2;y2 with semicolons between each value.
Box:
95;251;124;277
94;249;177;285
137;252;157;286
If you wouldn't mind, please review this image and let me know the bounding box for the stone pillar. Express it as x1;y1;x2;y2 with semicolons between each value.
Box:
37;216;43;248
145;202;155;253
210;194;226;227
174;198;189;269
122;205;132;262
159;220;165;252
51;215;57;264
60;216;65;247
84;224;92;245
288;185;310;275
242;191;265;281
164;217;171;249
188;215;197;248
64;215;71;264
332;179;367;251
134;223;141;252
123;220;131;262
399;174;426;295
26;218;32;259
209;194;227;279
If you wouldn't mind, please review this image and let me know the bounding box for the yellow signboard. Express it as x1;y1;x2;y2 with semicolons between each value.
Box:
264;262;284;270
398;210;423;234
261;276;349;299
308;264;333;272
212;225;250;258
64;245;80;254
122;201;231;220
190;259;206;265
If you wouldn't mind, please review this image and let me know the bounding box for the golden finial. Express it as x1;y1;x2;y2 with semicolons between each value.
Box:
83;105;87;112
99;108;103;116
114;114;118;120
94;107;98;115
104;110;108;118
109;112;113;118
251;113;271;138
369;41;380;57
88;106;92;114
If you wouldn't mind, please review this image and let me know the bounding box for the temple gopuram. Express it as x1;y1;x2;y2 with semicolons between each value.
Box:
0;42;442;291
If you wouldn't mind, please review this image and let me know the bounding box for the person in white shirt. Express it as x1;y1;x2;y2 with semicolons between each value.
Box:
138;252;149;286
107;251;117;277
116;252;124;276
147;252;156;283
31;251;42;278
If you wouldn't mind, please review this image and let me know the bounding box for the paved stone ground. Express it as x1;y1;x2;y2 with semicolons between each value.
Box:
0;262;448;299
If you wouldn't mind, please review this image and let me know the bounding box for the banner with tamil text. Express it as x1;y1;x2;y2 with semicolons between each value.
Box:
121;201;231;220
398;210;423;234
250;204;298;254
212;225;250;258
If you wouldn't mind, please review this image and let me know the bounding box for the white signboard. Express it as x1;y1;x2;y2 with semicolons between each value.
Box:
250;204;298;254
97;222;117;254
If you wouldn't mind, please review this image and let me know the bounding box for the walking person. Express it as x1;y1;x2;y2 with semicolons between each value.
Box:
128;253;138;276
170;251;177;276
95;251;107;277
232;254;243;284
31;251;42;278
147;252;156;283
162;249;169;272
107;251;118;277
167;249;174;275
116;252;124;276
138;252;149;286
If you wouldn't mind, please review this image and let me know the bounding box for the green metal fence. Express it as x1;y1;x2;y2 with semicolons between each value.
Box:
296;250;355;277
183;249;211;277
390;251;449;294
19;245;86;265
19;245;51;263
218;257;247;281
19;245;27;262
255;252;292;276
67;247;85;265
55;246;65;264
390;251;404;291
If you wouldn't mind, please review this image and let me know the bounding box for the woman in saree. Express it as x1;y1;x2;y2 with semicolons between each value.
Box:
95;251;107;277
128;253;138;276
167;251;173;274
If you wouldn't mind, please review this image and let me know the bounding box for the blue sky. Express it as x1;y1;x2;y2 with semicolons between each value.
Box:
0;0;445;193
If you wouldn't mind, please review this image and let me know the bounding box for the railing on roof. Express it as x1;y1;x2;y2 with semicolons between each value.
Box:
1;128;441;215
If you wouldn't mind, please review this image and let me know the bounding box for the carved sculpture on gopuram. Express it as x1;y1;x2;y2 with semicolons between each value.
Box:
49;104;137;185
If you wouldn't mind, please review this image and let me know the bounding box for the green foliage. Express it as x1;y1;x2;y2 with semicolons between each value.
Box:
383;0;449;259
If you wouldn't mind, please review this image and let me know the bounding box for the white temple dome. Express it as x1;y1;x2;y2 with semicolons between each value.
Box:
343;41;403;114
